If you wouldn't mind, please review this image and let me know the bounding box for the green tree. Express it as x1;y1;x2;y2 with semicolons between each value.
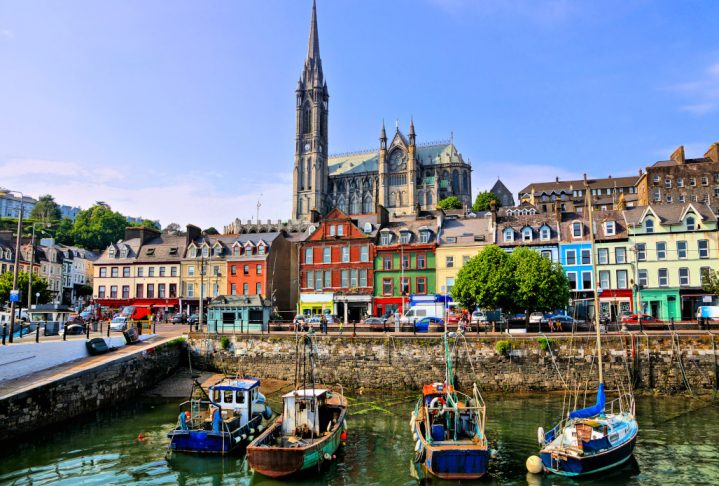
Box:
701;268;719;294
0;271;52;306
139;219;159;229
71;203;128;251
472;191;501;212
437;196;463;210
53;218;75;245
451;245;516;311
29;194;62;223
203;227;219;235
510;247;570;313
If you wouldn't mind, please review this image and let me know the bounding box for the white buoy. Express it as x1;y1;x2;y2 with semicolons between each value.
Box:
526;455;544;474
537;427;545;445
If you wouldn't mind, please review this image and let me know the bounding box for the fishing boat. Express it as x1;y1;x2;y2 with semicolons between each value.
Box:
167;376;273;455
530;190;639;477
410;331;490;480
247;332;348;478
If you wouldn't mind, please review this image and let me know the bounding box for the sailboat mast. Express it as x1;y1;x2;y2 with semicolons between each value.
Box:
585;178;603;384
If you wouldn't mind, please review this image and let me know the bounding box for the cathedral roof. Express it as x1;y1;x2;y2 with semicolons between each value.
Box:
328;142;464;177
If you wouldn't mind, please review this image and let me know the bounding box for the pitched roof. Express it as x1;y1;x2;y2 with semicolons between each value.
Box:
518;176;638;195
623;203;716;226
439;216;492;246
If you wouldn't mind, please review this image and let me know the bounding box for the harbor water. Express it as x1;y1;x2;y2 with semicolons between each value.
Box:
0;386;718;485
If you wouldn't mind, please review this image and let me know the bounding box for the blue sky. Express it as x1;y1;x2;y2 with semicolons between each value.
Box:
1;0;718;229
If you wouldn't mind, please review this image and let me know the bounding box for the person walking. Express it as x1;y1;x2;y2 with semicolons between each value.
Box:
320;314;327;334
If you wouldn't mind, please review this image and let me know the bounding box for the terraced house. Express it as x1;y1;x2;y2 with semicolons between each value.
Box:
593;210;634;319
496;204;561;262
558;214;596;320
373;215;440;318
624;203;719;321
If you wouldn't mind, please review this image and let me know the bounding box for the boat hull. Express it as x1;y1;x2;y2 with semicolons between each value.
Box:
167;415;262;455
424;445;489;480
540;430;637;477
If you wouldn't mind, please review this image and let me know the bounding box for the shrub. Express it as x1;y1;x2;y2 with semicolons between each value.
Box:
537;337;554;352
495;340;511;356
220;336;231;350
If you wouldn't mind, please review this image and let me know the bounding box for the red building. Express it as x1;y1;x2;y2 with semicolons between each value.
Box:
299;209;378;321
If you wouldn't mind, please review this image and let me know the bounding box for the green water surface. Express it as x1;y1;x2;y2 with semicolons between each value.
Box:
0;388;717;485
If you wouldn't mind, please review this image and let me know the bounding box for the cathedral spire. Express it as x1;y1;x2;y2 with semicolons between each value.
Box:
409;117;416;144
302;0;324;87
307;0;321;62
380;119;386;140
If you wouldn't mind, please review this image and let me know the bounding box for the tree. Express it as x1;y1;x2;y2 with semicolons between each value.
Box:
702;268;719;295
140;219;159;229
451;245;516;312
164;222;182;234
53;218;75;245
510;247;570;313
437;196;463;210
71;203;128;251
29;194;62;223
0;271;52;307
472;191;501;212
203;227;219;235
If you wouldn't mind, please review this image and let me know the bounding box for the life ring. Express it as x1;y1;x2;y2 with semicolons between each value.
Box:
429;397;446;415
537;427;545;445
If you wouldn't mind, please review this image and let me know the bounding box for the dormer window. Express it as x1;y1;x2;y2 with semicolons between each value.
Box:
213;245;222;257
686;216;695;231
572;222;582;238
337;225;344;236
540;226;550;241
645;218;654;233
522;227;533;242
202;246;209;258
604;221;616;236
400;231;411;244
189;247;196;258
233;246;240;256
146;248;155;256
108;247;115;257
244;242;254;254
329;225;336;237
120;247;128;258
420;230;431;244
504;228;514;242
258;244;266;255
380;232;392;245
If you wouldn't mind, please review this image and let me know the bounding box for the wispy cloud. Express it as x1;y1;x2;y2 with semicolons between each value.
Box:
0;158;292;229
671;61;719;115
429;0;578;24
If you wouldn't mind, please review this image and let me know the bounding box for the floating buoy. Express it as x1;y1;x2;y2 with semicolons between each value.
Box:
340;430;347;441
490;448;498;458
526;455;544;474
537;427;545;445
323;452;332;460
137;433;144;441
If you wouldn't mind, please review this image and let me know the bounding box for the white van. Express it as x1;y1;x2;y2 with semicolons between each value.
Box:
400;303;445;324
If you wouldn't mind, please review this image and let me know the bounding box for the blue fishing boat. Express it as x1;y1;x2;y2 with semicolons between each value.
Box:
167;376;273;455
410;331;489;480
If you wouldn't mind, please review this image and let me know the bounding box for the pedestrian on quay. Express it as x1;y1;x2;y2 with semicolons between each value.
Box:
320;314;327;334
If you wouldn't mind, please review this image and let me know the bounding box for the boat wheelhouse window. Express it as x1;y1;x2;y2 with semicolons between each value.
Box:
213;389;221;402
235;391;245;403
224;390;233;403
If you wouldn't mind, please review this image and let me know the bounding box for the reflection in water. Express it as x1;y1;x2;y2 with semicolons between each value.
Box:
0;392;716;485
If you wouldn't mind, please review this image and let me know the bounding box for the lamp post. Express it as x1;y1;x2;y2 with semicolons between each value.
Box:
35;292;40;306
8;191;24;343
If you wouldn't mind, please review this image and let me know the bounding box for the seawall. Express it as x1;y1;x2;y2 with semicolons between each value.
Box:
188;332;719;394
0;339;183;442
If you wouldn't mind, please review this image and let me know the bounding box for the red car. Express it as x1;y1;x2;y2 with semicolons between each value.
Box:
621;313;663;324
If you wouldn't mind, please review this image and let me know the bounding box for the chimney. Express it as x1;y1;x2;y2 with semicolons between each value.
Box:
583;173;588;185
489;200;497;225
555;176;559;183
124;226;160;245
639;168;643;177
310;209;322;223
670;145;686;165
554;200;561;222
705;143;719;163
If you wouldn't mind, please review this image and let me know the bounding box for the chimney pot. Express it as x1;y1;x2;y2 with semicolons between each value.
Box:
555;176;559;183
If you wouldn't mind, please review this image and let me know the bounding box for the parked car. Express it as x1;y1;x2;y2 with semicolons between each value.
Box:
187;314;200;324
60;323;86;336
415;316;444;333
529;312;545;324
364;317;386;331
622;314;663;324
306;316;322;327
109;317;129;332
171;314;186;324
471;310;487;324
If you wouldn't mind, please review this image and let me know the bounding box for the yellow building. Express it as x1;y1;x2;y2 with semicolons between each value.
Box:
180;235;233;315
436;216;493;296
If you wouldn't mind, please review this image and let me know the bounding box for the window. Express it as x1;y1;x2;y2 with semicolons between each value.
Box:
644;219;654;233
233;246;240;257
360;245;369;262
256;264;262;275
399;278;410;295
99;267;107;278
522;227;533;241
201;246;209;258
324;270;331;288
599;270;610;290
637;269;648;287
400;254;408;269
147;284;154;298
540;226;550;241
582;271;593;290
169;283;177;298
383;278;393;295
653;175;660;184
137;267;144;277
337;225;344;236
568;272;577;290
189;247;197;258
463;255;471;265
656;242;666;260
636;243;646;261
416;277;427;294
305;248;313;264
359;269;367;287
315;270;322;289
323;247;331;263
417;253;426;269
350;269;358;288
213;245;221;257
135;284;143;298
400;231;411;244
678;177;684;188
110;285;118;298
616;270;628;289
677;241;687;259
581;249;591;265
120;285;129;299
380;233;392;245
243;264;249;275
566;250;577;266
699;240;709;258
658;268;668;287
446;277;455;292
604;221;616;236
329;225;335;236
666;195;673;203
188;265;195;276
572;222;582;238
158;284;166;298
383;256;392;270
306;270;314;289
598;248;609;265
701;267;711;286
122;267;130;277
342;246;350;263
690;177;696;187
148;267;155;277
665;178;671;189
231;265;237;276
256;283;262;295
686;216;695;231
503;228;514;242
98;285;106;298
243;283;249;295
111;267;118;278
702;176;709;186
679;268;690;286
446;256;454;268
420;231;431;244
341;269;349;288
171;266;177;277
187;283;194;298
541;250;552;260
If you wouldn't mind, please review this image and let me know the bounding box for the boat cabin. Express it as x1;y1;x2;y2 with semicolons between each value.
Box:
422;382;454;403
281;389;340;439
210;377;261;425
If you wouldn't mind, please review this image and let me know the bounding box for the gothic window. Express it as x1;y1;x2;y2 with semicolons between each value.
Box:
298;163;304;190
418;191;424;206
350;194;360;214
302;104;312;134
362;194;372;214
306;160;312;189
337;195;347;213
389;192;396;206
462;171;469;193
452;170;460;193
320;112;326;136
426;192;433;206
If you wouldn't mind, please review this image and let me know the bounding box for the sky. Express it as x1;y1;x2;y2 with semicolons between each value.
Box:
1;0;718;229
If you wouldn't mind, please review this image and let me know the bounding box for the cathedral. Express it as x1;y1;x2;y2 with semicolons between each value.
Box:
292;1;473;221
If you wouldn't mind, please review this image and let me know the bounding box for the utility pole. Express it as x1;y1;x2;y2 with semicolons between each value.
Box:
9;201;24;343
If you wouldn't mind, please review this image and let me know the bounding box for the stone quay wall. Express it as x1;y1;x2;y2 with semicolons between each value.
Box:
0;340;183;442
188;333;719;395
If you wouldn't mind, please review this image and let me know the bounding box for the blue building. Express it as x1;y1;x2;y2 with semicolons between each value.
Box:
559;217;595;320
207;295;271;333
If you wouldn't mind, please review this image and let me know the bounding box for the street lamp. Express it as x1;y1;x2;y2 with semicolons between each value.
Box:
35;292;40;306
6;190;24;343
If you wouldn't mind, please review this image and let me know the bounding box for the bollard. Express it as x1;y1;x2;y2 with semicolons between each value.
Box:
107;321;111;337
86;322;91;339
137;321;142;336
36;323;40;343
413;321;416;335
671;316;675;331
63;325;67;341
2;323;6;345
352;321;356;337
153;320;156;334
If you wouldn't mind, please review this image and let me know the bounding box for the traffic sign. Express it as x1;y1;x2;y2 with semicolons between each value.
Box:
9;290;19;302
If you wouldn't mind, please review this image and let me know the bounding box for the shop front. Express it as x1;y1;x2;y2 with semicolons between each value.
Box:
373;296;410;319
679;290;717;321
598;289;633;321
639;289;680;321
207;295;271;333
299;292;334;317
334;293;372;323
